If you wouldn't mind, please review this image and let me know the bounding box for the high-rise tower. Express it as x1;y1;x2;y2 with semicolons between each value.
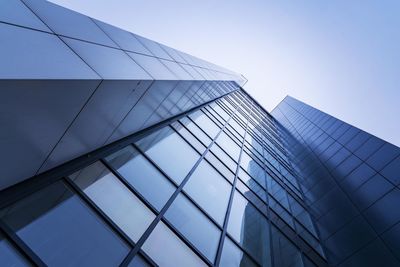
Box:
1;1;399;266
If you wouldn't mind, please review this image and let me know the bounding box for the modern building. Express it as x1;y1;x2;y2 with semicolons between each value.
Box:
1;1;399;266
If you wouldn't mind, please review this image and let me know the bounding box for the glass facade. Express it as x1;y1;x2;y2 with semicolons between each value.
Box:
272;96;400;266
0;91;329;266
1;1;399;266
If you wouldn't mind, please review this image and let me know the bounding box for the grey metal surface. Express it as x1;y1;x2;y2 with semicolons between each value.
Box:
0;0;242;191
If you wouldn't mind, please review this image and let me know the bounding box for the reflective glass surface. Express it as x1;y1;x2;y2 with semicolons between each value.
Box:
136;127;200;184
184;160;231;225
179;117;212;147
0;233;30;267
220;237;258;267
229;118;246;137
189;110;221;138
212;104;231;121
105;146;175;211
216;132;242;161
240;153;267;188
142;222;206;267
171;121;208;154
1;181;129;266
211;144;238;172
228;191;271;266
271;226;303;267
165;194;221;261
128;254;151;267
70;161;155;242
238;168;267;202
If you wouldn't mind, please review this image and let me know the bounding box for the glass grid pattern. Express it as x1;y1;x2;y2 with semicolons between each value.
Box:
4;2;398;266
272;96;400;266
0;91;328;267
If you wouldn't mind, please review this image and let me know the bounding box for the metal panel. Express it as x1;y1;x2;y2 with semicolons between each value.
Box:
0;23;99;79
160;59;194;80
62;36;152;80
92;19;152;55
38;80;152;173
107;81;179;144
0;0;51;32
133;34;173;60
127;52;176;80
23;0;116;46
0;80;100;190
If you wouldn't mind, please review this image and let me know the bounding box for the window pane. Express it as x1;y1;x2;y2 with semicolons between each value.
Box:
270;179;289;210
105;146;175;211
220;237;258;267
128;254;151;267
142;222;206;267
70;161;155;242
228;191;271;266
184;160;231;226
189;110;220;139
238;169;267;202
212;103;230;121
171;121;207;154
179;117;212;147
216;132;241;161
229;118;246;137
210;144;237;173
165;194;220;262
204;153;235;183
271;226;303;267
1;181;129;266
0;233;30;267
240;153;266;188
136;127;200;184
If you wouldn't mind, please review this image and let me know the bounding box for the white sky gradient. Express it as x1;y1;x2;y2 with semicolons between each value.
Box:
51;0;400;146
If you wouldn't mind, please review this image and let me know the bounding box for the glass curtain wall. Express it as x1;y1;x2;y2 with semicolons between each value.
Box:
0;91;327;267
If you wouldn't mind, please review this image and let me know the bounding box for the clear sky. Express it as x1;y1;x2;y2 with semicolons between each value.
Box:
51;0;400;146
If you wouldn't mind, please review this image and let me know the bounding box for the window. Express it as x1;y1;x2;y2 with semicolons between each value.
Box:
70;161;155;242
216;132;241;162
189;109;221;139
227;191;271;266
240;153;267;188
229;118;246;137
105;146;175;211
141;222;206;267
271;226;303;267
0;233;29;267
204;152;235;183
210;144;237;173
184;160;231;226
212;103;230;121
135;127;200;184
238;168;267;202
220;237;258;267
177;118;211;148
165;194;221;262
1;181;129;266
128;254;151;267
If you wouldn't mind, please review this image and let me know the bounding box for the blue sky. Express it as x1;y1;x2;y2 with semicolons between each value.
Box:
51;0;400;146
